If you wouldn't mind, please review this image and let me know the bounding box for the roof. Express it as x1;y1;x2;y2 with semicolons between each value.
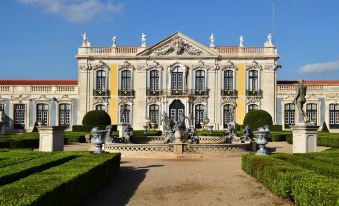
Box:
278;80;339;85
0;80;78;86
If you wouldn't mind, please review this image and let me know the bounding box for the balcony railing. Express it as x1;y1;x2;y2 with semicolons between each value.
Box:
170;89;188;96
118;89;135;96
191;89;209;96
146;89;163;96
93;89;110;96
246;89;263;96
221;89;238;96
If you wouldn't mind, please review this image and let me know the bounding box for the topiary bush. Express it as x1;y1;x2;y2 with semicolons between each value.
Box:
82;110;111;126
243;109;273;131
321;121;329;133
32;122;38;132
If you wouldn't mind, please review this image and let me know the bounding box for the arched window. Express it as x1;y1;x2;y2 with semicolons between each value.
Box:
171;66;183;91
121;70;131;91
195;70;205;91
195;104;205;128
96;70;106;91
95;104;106;111
149;70;159;91
224;70;233;91
329;104;339;129
37;103;48;125
248;70;258;91
149;104;159;128
284;103;295;129
59;104;70;126
306;103;317;124
223;104;234;128
248;104;258;112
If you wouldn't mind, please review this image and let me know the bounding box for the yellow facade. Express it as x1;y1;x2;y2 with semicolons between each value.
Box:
236;64;245;124
109;64;118;124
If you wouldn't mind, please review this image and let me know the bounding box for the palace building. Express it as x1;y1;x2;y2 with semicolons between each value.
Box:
0;32;339;132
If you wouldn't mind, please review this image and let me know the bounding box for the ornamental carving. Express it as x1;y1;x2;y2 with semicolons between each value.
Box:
263;64;280;71
119;97;133;104
11;95;29;101
147;97;161;104
93;60;109;70
153;36;203;56
137;61;162;71
119;61;134;70
221;97;237;105
246;96;262;104
222;60;237;70
246;60;262;70
192;60;213;70
93;97;107;104
193;96;208;104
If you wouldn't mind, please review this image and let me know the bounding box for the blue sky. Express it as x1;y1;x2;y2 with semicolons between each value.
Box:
0;0;338;80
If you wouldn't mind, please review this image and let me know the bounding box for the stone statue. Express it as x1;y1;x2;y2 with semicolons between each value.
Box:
141;32;147;47
112;36;117;47
124;124;133;143
105;125;113;143
229;105;235;122
162;111;169;131
120;104;127;123
82;32;90;47
264;33;273;47
239;35;244;47
293;79;309;123
243;125;253;143
209;33;215;47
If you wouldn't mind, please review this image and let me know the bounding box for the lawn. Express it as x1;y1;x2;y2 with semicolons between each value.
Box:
0;150;120;206
242;149;339;206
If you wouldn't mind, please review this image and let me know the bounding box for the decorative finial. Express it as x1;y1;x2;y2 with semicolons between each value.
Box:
264;33;274;47
209;33;215;47
81;32;91;47
239;35;244;47
112;36;117;47
141;32;147;47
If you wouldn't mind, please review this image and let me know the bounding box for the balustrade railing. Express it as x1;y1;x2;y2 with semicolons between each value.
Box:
191;89;209;96
93;89;110;96
246;89;263;96
146;89;163;96
118;89;135;96
221;89;238;96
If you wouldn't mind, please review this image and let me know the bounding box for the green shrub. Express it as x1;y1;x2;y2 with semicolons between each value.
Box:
0;152;120;206
32;122;39;132
132;130;162;137
321;121;329;132
64;132;88;143
0;153;76;186
82;110;111;126
193;130;225;136
287;133;339;148
270;125;282;131
270;133;288;142
242;154;339;206
72;125;117;132
286;134;293;144
243;110;273;131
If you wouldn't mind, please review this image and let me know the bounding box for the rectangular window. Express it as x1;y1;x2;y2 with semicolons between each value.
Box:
14;104;25;129
329;104;339;128
59;104;70;126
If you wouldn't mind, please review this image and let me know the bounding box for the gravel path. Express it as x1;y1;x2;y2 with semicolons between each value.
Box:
86;152;291;206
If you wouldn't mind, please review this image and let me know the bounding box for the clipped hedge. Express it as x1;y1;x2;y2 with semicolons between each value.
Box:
0;152;121;206
82;110;111;126
132;130;162;137
72;125;117;132
270;133;288;142
269;125;283;132
287;133;339;148
243;109;273;131
0;153;76;186
194;130;225;136
242;154;339;206
64;132;88;143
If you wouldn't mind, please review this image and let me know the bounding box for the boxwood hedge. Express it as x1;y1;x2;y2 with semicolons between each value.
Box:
242;153;339;206
0;152;121;206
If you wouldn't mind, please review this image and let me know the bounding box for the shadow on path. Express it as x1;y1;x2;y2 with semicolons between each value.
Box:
86;162;164;206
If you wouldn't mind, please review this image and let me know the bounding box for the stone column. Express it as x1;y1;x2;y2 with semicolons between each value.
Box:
292;123;319;153
38;126;65;152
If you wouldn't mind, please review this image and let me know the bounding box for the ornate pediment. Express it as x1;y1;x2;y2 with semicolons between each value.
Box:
137;32;218;57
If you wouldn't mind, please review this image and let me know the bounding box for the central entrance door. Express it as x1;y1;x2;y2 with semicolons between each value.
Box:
169;100;185;122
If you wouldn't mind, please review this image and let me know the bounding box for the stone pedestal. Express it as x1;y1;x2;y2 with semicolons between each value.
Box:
118;123;129;138
38;126;65;152
292;123;319;153
172;143;185;154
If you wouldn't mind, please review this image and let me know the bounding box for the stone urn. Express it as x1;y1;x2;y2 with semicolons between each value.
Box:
254;127;270;155
91;127;106;154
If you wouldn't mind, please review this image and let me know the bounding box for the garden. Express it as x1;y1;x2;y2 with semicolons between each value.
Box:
0;149;120;206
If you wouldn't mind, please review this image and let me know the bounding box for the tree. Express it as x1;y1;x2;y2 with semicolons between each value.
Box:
243;109;273;131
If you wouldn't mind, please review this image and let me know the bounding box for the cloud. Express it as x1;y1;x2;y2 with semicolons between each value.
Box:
18;0;124;23
298;60;339;73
